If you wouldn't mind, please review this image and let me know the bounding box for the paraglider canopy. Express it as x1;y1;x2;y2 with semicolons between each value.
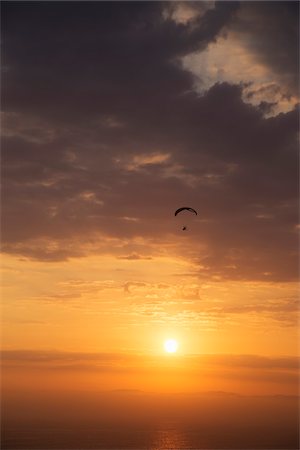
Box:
174;207;197;216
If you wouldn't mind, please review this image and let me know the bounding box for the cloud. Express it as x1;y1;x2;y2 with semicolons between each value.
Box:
234;2;299;95
164;2;216;26
2;2;238;121
182;36;298;116
1;2;298;282
181;3;299;117
118;253;153;261
124;281;148;294
2;349;299;378
118;152;171;172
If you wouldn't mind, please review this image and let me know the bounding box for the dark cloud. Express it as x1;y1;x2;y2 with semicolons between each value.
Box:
2;1;238;122
1;2;298;282
233;1;299;95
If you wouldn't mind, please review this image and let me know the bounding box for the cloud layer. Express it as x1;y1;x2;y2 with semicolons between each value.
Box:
1;1;299;282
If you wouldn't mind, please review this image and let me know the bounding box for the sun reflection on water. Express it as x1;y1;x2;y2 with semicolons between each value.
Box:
149;424;209;449
150;427;187;449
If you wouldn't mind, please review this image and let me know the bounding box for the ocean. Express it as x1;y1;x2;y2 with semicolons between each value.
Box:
2;392;299;449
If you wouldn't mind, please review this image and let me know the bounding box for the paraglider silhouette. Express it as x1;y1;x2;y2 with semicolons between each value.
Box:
174;207;197;231
174;207;197;217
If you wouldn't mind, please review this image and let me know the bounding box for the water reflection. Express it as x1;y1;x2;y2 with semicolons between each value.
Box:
150;426;187;449
150;424;208;449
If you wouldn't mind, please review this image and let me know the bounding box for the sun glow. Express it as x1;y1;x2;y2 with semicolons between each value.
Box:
164;339;178;353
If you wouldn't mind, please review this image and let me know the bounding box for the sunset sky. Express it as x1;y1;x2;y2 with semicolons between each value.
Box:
1;1;299;448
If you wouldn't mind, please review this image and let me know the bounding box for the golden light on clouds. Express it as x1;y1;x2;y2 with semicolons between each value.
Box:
2;252;298;360
182;32;299;116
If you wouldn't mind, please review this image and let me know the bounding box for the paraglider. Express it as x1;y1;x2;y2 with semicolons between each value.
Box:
174;207;197;231
174;207;197;217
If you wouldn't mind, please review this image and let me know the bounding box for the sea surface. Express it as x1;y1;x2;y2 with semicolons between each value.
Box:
2;392;299;449
3;421;299;449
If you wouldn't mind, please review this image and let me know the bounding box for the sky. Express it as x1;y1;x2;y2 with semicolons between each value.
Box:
1;1;299;448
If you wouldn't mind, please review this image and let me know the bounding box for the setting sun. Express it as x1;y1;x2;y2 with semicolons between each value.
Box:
164;339;178;353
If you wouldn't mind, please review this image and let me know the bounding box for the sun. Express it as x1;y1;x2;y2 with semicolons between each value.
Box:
164;339;178;353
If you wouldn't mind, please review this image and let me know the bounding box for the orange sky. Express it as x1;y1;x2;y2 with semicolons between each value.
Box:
2;250;299;396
